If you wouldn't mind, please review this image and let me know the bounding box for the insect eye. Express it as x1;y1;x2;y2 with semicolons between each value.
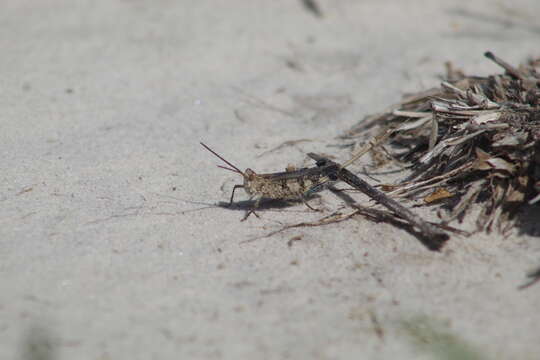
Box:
245;168;256;178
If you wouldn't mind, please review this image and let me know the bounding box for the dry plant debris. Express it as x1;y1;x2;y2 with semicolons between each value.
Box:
343;51;540;234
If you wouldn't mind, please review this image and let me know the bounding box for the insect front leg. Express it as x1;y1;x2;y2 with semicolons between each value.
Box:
228;184;244;206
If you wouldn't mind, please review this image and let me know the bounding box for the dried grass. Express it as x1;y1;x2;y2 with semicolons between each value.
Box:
342;52;540;234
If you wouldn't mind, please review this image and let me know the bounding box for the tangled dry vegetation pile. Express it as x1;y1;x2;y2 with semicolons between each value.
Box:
342;52;540;235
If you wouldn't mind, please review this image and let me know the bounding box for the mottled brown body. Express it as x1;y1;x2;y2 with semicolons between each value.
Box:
243;168;324;200
201;142;329;220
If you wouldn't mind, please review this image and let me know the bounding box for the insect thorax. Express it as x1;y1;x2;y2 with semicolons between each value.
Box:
242;168;257;196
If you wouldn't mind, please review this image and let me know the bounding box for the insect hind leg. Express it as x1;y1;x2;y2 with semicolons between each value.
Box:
301;197;322;212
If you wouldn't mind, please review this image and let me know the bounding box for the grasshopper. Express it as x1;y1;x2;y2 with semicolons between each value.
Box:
200;142;334;220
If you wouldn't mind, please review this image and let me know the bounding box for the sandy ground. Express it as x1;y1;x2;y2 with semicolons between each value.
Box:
2;1;540;359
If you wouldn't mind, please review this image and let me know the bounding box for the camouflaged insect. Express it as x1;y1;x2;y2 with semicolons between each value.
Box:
201;142;332;220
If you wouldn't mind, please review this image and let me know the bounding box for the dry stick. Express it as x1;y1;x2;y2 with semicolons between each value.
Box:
485;51;540;88
484;51;524;81
341;129;393;169
387;161;474;198
308;154;449;246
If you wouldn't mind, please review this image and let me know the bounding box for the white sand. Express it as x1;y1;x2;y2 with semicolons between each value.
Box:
2;1;540;359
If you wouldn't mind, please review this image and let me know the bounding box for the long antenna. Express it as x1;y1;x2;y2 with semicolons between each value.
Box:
218;165;240;173
200;142;245;175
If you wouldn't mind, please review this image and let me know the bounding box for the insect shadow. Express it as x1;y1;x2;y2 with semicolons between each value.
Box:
215;195;323;216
